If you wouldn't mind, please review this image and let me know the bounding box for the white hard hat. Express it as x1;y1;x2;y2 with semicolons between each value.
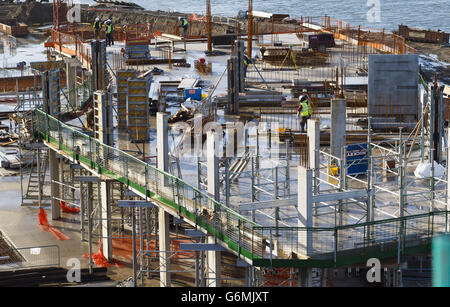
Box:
95;17;100;21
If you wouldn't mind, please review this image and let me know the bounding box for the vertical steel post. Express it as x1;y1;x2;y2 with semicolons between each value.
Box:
80;181;85;241
195;237;200;287
275;166;279;237
251;156;256;222
132;207;137;287
37;148;42;207
87;182;93;275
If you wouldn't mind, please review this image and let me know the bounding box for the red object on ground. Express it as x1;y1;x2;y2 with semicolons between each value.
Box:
83;240;125;268
38;207;70;241
60;200;80;214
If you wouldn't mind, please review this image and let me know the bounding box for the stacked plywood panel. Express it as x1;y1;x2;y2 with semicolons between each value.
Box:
116;70;136;130
127;75;152;142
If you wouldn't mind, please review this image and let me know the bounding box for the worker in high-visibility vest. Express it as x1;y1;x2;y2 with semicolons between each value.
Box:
105;19;114;47
179;17;189;39
243;54;250;78
297;89;312;133
93;17;102;40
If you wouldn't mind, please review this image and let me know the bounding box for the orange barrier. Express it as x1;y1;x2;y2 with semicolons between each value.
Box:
112;237;155;259
84;239;125;268
38;207;70;241
264;268;298;286
110;236;195;260
189;13;206;22
60;200;80;214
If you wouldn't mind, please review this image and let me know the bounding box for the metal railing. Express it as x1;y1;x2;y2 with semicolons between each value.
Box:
252;210;449;266
0;245;60;271
31;109;449;267
33;109;260;261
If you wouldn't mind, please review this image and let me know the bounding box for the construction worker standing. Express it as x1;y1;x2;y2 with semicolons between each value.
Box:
179;17;189;39
105;19;114;47
297;89;312;133
243;54;249;78
93;17;102;40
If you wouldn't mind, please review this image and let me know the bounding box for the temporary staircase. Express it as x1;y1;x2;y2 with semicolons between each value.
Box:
22;148;51;206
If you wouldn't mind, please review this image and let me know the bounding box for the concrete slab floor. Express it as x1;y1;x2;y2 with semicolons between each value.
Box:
0;175;91;270
0;175;247;286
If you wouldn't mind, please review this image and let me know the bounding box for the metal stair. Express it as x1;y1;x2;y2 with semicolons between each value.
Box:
22;148;51;206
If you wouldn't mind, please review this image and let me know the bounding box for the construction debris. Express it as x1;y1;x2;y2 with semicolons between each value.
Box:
168;104;195;123
194;59;212;73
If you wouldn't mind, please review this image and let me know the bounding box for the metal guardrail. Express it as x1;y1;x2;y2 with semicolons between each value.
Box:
31;109;450;268
252;210;450;267
0;245;60;271
33;109;261;261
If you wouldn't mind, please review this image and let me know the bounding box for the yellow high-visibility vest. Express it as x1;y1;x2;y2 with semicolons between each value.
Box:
94;21;102;30
300;101;312;116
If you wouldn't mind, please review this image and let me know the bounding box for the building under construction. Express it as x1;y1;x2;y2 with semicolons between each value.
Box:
0;0;450;288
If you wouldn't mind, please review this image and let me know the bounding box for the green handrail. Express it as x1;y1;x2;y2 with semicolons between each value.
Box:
33;109;261;261
32;109;449;267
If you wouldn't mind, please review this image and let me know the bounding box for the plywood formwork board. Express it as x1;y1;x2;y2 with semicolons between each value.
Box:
127;75;152;142
117;69;137;129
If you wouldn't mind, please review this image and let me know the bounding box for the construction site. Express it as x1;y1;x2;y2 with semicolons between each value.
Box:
0;0;450;288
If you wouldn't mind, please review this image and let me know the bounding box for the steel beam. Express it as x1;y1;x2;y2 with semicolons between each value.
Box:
118;200;157;208
185;229;207;237
74;176;100;182
179;243;227;252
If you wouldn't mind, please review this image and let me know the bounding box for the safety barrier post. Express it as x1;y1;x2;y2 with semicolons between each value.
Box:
45;113;49;142
88;136;93;169
58;122;62;150
334;227;338;267
72;130;75;161
96;142;101;174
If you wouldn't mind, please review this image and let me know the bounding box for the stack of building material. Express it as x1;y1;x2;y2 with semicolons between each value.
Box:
127;75;152;142
262;47;329;66
124;40;151;65
93;91;113;145
30;60;65;72
177;78;199;90
116;69;136;130
344;90;367;107
194;60;212;73
0;19;28;37
216;89;284;108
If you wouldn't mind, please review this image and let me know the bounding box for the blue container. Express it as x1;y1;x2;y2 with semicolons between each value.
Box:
185;88;202;101
346;144;368;175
